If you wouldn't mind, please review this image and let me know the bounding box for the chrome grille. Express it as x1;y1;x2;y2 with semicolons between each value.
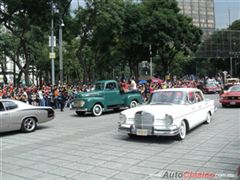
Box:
134;111;154;130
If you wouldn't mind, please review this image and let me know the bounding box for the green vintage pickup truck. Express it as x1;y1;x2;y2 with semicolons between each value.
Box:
71;80;143;116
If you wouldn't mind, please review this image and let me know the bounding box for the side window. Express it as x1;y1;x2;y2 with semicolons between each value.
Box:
195;91;204;102
106;83;116;90
188;92;196;104
2;101;18;110
0;102;5;111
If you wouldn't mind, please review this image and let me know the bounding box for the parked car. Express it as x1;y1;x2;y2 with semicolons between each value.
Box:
71;80;143;116
219;85;240;107
226;78;239;84
0;99;54;133
118;88;215;140
201;83;221;94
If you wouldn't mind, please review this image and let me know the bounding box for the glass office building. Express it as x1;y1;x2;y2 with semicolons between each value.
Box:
177;0;215;37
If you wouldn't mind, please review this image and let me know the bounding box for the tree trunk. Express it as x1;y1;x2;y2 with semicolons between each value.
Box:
0;56;8;84
16;70;24;87
23;42;30;86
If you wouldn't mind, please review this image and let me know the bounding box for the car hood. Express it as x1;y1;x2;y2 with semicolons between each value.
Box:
222;91;240;96
121;104;189;119
76;91;103;98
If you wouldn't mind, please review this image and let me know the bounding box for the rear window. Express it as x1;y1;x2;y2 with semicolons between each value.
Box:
2;101;18;110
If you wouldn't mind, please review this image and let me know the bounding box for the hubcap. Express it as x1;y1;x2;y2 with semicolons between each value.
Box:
206;113;211;123
179;122;186;138
94;105;102;115
24;118;35;131
95;107;100;113
131;101;137;108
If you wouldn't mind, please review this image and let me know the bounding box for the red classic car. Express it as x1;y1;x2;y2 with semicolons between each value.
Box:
202;83;221;94
219;85;240;107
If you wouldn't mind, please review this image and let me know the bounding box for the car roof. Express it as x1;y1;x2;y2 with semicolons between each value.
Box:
0;99;27;105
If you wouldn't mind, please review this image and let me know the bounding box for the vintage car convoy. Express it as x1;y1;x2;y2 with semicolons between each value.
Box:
118;88;215;140
219;85;240;107
71;80;143;116
0;99;54;133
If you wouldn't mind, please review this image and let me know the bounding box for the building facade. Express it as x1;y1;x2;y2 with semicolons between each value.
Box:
177;0;215;37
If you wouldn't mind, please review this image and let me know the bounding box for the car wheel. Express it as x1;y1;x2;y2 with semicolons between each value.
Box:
176;121;186;140
92;104;103;116
21;117;37;133
130;100;138;108
205;112;211;124
76;111;85;116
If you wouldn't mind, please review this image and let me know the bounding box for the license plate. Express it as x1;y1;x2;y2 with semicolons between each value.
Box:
230;101;236;105
136;129;148;136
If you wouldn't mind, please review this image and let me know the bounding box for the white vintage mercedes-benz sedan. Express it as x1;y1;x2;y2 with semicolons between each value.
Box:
118;88;216;140
0;99;55;133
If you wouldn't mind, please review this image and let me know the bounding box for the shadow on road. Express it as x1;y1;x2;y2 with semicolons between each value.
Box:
0;126;51;137
117;134;176;144
70;110;121;118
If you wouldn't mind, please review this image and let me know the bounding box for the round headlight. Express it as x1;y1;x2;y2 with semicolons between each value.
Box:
79;100;85;107
164;114;173;125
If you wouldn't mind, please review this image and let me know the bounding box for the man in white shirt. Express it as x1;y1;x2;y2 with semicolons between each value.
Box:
130;77;137;90
38;90;45;106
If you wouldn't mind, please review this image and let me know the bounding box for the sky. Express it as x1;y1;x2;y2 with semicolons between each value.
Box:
71;0;240;29
214;0;240;29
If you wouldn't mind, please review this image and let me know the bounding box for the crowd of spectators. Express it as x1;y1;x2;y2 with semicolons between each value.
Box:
0;75;223;110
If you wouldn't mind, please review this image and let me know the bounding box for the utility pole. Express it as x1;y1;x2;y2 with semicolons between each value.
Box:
59;19;64;84
58;0;72;85
228;9;233;77
51;1;55;86
149;44;153;77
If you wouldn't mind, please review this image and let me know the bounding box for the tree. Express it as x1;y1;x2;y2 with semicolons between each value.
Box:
0;0;70;86
140;0;202;76
73;0;126;81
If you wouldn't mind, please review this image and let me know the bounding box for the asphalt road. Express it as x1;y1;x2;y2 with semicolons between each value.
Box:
1;94;240;180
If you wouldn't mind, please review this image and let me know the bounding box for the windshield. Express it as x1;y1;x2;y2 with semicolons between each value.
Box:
228;85;240;92
206;83;216;87
149;91;187;105
94;83;105;91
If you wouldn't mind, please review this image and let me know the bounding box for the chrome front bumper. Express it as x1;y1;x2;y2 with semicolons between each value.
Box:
70;108;89;112
118;124;180;136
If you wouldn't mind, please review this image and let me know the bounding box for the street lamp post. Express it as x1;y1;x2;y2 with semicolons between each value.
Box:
230;56;233;76
59;19;64;84
149;44;153;77
58;0;72;84
51;1;55;86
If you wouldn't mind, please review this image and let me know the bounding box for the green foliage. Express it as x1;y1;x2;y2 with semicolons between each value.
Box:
0;0;203;84
229;20;240;30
